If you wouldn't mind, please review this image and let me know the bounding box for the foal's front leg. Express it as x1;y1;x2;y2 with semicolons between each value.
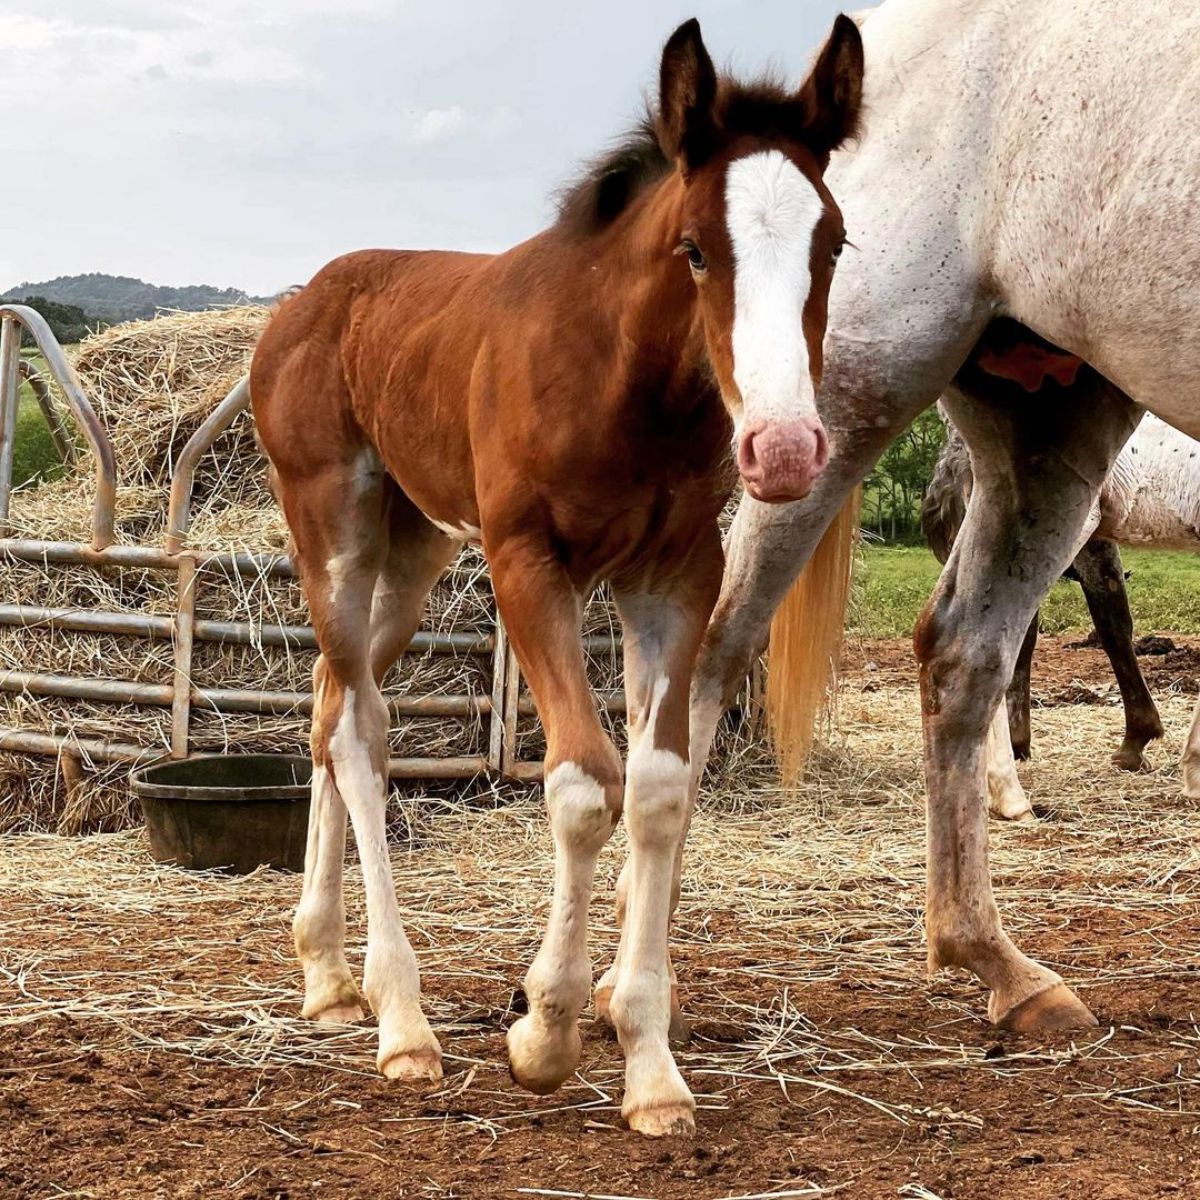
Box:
490;545;623;1096
600;563;718;1137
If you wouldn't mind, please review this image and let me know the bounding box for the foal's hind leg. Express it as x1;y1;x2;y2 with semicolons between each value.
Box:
285;467;451;1081
295;513;455;1027
297;657;361;1024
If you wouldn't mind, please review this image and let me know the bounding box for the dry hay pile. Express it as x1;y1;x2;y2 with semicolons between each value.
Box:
0;309;765;834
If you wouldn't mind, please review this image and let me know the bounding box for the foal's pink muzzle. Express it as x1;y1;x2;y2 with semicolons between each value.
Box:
736;417;829;503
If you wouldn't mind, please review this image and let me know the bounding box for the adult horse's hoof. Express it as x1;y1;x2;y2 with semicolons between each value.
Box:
626;1102;696;1138
1182;758;1200;800
507;1014;580;1095
995;983;1098;1033
1113;743;1150;772
380;1046;443;1083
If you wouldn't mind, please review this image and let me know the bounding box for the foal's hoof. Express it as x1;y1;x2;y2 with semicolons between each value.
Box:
380;1046;443;1083
626;1102;696;1138
313;1002;365;1025
507;1014;581;1095
989;797;1036;823
593;984;614;1028
995;983;1098;1033
990;804;1036;824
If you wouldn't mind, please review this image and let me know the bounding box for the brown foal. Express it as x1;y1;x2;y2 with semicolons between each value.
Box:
251;16;862;1136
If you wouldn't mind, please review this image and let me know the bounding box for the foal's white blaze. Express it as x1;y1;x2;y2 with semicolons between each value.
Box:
726;150;825;435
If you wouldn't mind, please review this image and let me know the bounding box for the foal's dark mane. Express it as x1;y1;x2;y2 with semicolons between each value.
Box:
555;77;809;238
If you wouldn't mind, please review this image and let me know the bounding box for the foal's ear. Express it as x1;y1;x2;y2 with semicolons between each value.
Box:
658;18;719;172
795;14;864;166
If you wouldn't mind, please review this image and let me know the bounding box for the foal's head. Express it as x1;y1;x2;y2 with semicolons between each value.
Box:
659;17;863;502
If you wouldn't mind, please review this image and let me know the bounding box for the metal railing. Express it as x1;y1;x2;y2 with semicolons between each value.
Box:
0;308;628;793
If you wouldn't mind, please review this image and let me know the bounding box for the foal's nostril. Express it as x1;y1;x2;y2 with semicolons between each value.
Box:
737;423;766;479
812;423;829;472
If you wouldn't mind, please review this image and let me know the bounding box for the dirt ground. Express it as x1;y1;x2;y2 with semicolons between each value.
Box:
3;636;1200;1199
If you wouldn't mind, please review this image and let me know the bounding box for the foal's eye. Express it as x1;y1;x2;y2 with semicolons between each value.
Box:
675;239;707;274
831;241;845;265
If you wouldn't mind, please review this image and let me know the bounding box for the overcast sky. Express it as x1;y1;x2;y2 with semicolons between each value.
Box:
1;1;846;296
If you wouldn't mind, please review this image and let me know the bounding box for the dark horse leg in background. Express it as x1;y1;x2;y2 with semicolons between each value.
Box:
1006;619;1038;760
1071;539;1164;769
1005;543;1162;769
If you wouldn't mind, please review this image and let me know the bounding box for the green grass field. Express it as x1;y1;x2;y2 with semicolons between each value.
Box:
854;544;1200;638
13;350;68;487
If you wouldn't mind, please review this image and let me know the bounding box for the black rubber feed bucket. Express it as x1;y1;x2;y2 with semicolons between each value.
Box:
131;754;312;874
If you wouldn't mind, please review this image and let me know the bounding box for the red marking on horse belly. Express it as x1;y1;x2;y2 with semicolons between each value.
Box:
977;344;1084;392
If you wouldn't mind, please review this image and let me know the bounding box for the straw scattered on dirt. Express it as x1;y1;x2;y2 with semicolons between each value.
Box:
3;667;1199;1199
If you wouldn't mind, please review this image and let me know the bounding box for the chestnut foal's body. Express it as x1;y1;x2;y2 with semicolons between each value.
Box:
251;18;863;1135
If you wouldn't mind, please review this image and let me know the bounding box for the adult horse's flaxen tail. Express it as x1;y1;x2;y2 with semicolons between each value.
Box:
765;486;861;783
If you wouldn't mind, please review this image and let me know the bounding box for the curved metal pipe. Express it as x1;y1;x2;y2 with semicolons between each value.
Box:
0;305;117;549
165;375;251;554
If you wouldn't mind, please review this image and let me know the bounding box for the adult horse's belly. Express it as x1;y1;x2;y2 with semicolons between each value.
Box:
985;0;1200;437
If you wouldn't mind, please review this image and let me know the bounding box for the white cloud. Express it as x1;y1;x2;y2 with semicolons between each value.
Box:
0;0;846;295
411;105;466;144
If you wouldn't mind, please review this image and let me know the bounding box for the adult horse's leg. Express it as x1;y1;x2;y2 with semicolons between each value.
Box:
1181;705;1200;799
492;543;623;1099
285;468;448;1081
1006;617;1038;760
984;704;1033;822
1072;538;1163;771
594;537;722;1135
920;374;1138;1030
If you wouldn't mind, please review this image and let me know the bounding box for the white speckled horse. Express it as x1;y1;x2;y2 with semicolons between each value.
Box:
654;0;1200;1036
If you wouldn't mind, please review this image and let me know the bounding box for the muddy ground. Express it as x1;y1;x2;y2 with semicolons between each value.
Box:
2;636;1199;1199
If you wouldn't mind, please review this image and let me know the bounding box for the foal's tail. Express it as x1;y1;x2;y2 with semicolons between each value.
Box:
765;486;862;784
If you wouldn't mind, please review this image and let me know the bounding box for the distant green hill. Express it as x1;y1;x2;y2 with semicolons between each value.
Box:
2;273;274;323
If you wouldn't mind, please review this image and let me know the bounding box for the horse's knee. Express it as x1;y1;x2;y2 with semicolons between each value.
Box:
625;743;690;850
312;677;389;787
916;602;1012;742
545;752;622;852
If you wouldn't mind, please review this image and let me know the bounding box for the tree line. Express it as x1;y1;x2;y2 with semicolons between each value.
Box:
0;295;105;347
861;407;947;544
